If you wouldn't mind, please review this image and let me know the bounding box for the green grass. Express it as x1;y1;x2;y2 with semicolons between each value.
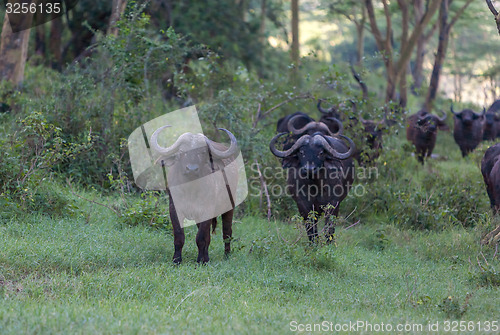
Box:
0;203;498;334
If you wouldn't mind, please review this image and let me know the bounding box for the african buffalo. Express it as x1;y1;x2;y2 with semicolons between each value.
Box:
318;99;384;165
355;114;386;164
150;126;239;263
276;113;343;168
270;129;355;242
406;109;448;164
481;143;500;212
483;100;500;141
452;106;485;157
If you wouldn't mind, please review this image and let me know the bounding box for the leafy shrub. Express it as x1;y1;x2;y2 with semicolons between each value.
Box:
0;111;92;213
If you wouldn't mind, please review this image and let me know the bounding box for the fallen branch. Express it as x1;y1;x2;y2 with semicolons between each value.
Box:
253;159;272;221
481;224;500;245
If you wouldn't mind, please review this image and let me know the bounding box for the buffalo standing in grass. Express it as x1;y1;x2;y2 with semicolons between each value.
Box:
483;100;500;141
150;126;239;264
452;106;485;157
406;110;448;164
270;124;355;242
481;143;500;212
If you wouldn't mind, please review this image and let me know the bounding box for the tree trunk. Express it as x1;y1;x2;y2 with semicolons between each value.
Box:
49;15;63;70
355;9;366;66
108;0;128;36
365;0;442;110
425;0;473;111
412;37;425;94
259;0;267;44
425;2;450;111
291;0;300;85
0;12;34;86
35;18;46;56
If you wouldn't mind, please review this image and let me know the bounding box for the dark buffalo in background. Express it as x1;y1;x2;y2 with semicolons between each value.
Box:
483;100;500;141
406;109;448;164
150;126;239;263
318;99;385;165
270;129;355;242
452;106;485;157
276;111;343;168
317;99;344;134
276;111;314;134
481;143;500;212
354;113;386;164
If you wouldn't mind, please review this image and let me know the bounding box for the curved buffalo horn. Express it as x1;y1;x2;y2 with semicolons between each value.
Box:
287;115;333;136
317;99;328;114
323;117;343;134
269;133;311;158
150;125;187;157
318;134;356;160
450;104;459;116
206;128;239;159
437;110;447;122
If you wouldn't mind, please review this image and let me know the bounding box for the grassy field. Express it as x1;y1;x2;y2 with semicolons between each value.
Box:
0;193;499;334
1;113;499;334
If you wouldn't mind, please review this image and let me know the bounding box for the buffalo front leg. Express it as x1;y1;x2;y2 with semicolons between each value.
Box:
196;220;212;263
169;194;185;264
299;208;319;243
221;210;233;256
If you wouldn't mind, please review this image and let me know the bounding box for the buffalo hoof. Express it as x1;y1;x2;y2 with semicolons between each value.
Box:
197;255;209;264
173;256;182;264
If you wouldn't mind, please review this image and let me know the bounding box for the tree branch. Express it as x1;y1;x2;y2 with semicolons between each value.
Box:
486;0;499;16
395;0;443;81
382;0;393;52
449;0;474;29
365;0;387;53
486;0;500;35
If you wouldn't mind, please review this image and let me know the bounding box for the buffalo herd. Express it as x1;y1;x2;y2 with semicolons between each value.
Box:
151;98;500;262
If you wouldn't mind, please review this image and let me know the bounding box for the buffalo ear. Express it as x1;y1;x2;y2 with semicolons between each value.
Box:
282;156;299;169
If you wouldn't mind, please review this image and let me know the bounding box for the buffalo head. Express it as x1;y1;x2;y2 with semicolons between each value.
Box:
150;126;238;183
451;106;485;127
415;110;448;134
270;132;355;173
